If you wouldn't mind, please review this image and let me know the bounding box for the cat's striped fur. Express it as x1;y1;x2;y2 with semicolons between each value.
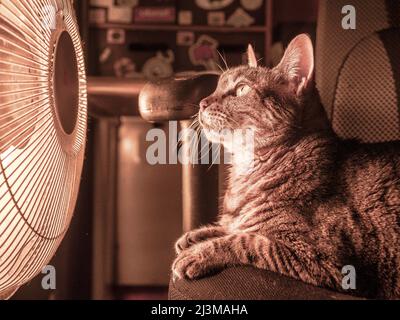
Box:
172;34;400;299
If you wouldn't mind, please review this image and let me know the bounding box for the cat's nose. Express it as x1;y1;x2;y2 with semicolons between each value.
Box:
200;96;216;111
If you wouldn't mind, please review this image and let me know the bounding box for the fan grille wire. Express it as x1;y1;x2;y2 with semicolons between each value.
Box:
0;0;87;294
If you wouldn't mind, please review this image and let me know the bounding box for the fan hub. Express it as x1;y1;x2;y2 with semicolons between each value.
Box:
52;30;79;135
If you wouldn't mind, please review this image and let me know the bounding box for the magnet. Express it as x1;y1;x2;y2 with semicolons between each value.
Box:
90;0;113;7
189;35;219;71
114;57;137;78
177;31;195;46
108;6;133;23
226;8;255;27
142;50;175;80
240;0;263;11
115;0;139;7
195;0;234;10
207;12;225;26
99;47;112;63
89;8;107;24
134;7;176;24
106;28;126;45
178;10;193;25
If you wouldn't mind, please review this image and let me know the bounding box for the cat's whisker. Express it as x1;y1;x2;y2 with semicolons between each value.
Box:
185;120;204;167
177;120;199;152
194;127;203;166
224;113;240;127
185;103;201;108
208;143;221;171
188;119;199;131
216;62;225;73
188;127;199;167
199;137;212;162
217;50;229;71
175;137;183;155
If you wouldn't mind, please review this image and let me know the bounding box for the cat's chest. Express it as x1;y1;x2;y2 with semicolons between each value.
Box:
220;195;270;234
222;168;272;218
223;182;252;215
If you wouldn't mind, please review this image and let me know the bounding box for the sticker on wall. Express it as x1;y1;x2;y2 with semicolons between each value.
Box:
89;8;107;24
207;12;225;26
177;31;195;46
108;6;133;23
99;47;112;63
142;50;175;80
195;0;234;10
114;57;137;78
189;35;219;71
240;0;263;11
178;10;193;25
226;8;255;27
134;7;176;24
106;28;126;45
115;0;139;7
90;0;113;7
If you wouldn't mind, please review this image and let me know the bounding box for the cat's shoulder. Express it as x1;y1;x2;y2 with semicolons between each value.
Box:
338;139;400;159
336;139;400;173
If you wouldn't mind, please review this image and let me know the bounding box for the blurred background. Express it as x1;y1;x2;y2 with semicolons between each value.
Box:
13;0;319;300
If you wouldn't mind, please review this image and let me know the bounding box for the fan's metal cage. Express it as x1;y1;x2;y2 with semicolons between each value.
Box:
0;0;87;297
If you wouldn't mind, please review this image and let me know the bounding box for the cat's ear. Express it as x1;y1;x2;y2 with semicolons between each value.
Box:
247;44;258;68
275;34;314;95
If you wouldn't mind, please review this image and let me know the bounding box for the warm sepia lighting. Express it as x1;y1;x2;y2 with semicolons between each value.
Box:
0;0;87;297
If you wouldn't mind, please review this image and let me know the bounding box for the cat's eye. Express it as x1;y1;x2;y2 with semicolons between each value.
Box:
235;84;252;97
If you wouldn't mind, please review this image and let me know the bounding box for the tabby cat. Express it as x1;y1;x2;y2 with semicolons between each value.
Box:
172;34;400;299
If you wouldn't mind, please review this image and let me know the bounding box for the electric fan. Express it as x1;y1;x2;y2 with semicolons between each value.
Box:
0;0;87;298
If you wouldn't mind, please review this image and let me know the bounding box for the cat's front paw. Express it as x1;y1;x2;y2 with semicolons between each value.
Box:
175;232;196;254
172;244;220;280
175;227;226;254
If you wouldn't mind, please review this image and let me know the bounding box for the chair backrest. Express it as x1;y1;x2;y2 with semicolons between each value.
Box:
316;0;400;142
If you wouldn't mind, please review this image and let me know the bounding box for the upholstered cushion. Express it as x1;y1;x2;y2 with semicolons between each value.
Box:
316;0;400;142
332;29;400;142
169;267;362;300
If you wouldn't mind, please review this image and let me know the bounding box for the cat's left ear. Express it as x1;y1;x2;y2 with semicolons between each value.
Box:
275;34;314;95
247;44;258;68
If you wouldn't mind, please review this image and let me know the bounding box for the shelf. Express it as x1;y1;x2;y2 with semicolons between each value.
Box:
89;23;268;33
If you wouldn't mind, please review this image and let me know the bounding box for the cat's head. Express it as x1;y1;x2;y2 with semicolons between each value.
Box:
199;34;327;153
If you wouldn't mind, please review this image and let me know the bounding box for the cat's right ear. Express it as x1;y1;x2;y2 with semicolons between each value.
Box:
275;34;314;95
247;44;258;68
